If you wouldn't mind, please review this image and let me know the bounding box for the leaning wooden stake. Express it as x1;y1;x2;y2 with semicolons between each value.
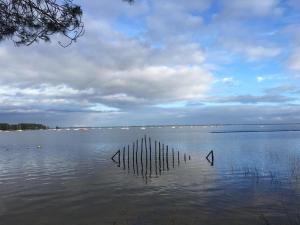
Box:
206;150;214;166
111;149;121;167
111;149;120;161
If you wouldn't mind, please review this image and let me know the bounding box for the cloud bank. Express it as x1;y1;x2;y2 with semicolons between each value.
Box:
0;0;299;126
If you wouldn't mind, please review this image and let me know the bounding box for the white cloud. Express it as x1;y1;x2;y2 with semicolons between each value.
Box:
1;0;299;126
0;84;94;97
221;77;235;85
221;0;282;18
206;94;296;104
243;45;281;61
0;19;213;113
256;75;285;83
256;76;266;82
221;39;281;61
214;77;239;86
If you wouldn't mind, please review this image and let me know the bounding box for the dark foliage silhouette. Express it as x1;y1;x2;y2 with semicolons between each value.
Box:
0;0;84;46
0;0;134;47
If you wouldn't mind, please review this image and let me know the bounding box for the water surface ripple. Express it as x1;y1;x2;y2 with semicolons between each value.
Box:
0;125;300;225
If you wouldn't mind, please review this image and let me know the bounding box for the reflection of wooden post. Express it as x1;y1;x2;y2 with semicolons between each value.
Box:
178;151;180;166
184;153;186;163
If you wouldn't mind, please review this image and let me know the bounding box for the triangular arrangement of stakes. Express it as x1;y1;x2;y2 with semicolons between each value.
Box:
111;135;191;180
111;135;214;181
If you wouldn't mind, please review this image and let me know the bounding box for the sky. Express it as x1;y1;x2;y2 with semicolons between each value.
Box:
1;0;300;127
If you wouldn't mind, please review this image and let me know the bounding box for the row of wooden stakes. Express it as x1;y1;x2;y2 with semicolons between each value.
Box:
111;135;215;178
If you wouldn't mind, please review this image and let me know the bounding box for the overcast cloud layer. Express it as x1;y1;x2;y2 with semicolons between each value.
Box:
0;0;300;126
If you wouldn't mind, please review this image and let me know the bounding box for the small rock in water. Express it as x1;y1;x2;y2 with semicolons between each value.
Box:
37;145;42;149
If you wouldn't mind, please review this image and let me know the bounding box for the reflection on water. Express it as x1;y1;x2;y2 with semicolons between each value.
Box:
111;136;193;182
0;125;300;225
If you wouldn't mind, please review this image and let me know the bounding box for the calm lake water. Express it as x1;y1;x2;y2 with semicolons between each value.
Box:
0;125;300;225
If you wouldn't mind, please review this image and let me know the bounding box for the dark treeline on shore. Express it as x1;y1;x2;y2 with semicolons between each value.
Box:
0;123;48;131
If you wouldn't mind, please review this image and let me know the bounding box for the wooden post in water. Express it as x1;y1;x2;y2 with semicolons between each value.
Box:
172;148;174;168
133;142;135;174
136;139;139;175
145;135;148;176
111;150;120;161
118;150;120;167
159;142;161;174
162;144;165;171
127;145;130;171
166;145;169;170
184;153;186;163
206;150;214;166
141;138;144;177
177;151;180;166
111;149;120;167
155;140;157;176
149;137;152;176
123;146;125;170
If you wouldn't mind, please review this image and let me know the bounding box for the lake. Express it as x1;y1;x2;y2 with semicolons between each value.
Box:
0;125;300;225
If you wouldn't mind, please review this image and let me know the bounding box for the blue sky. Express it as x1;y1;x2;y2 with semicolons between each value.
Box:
1;0;300;126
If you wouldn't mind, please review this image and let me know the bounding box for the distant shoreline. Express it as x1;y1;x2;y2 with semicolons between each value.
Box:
60;122;300;129
0;123;48;131
1;122;300;131
211;129;300;133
